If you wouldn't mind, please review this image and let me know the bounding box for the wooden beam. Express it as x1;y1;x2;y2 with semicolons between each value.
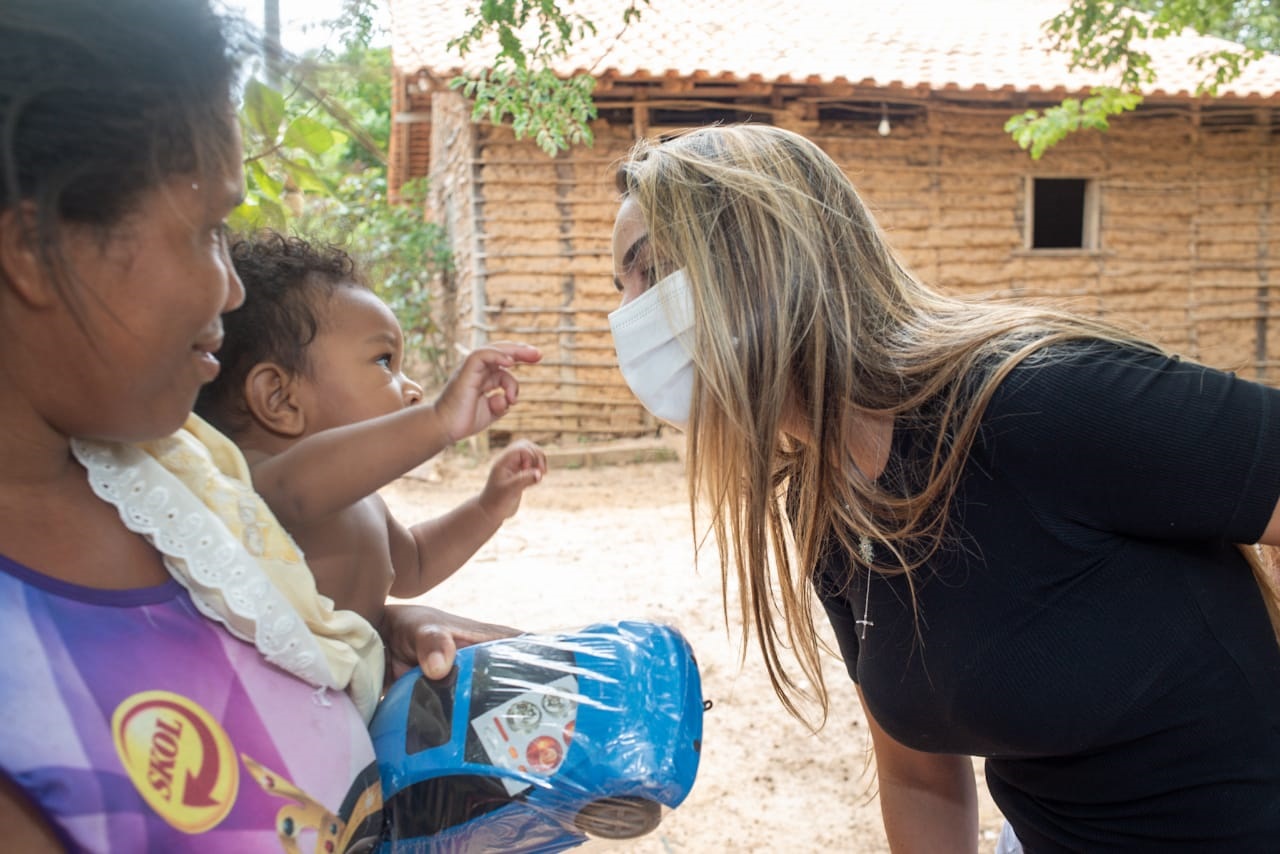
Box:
634;91;649;138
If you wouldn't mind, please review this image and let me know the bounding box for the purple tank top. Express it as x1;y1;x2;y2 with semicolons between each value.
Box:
0;554;382;852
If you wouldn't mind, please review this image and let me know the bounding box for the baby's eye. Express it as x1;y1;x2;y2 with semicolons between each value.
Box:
375;354;393;369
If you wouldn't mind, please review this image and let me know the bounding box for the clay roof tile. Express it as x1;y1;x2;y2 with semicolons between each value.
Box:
392;0;1280;99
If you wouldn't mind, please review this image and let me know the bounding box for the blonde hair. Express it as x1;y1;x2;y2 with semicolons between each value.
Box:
617;124;1279;723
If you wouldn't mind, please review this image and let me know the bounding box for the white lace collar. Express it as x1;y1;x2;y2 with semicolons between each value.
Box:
71;437;338;691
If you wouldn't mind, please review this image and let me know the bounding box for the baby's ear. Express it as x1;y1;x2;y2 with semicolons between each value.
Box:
244;362;306;437
0;205;58;309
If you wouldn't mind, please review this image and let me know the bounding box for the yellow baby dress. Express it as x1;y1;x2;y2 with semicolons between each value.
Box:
72;414;385;722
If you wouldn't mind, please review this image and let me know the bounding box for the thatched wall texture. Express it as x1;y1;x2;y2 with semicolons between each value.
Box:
400;89;1280;442
420;91;649;440
425;92;477;373
819;105;1280;377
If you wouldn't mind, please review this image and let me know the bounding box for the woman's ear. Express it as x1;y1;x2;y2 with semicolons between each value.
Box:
244;363;307;438
0;205;59;309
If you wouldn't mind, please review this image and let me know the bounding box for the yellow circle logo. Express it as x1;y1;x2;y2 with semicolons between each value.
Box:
112;691;239;834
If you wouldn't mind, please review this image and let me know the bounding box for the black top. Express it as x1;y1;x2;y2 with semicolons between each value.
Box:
815;342;1280;851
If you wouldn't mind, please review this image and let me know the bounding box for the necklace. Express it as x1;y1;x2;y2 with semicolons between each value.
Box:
856;534;875;640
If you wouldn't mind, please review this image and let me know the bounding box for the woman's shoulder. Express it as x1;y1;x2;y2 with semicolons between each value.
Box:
967;337;1280;496
984;339;1186;417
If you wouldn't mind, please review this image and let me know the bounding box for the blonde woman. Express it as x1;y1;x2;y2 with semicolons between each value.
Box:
608;124;1280;852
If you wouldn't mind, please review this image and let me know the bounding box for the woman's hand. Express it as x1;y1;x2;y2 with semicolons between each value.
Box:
380;603;520;684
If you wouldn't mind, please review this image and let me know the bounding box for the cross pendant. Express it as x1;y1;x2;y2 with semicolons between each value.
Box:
856;618;874;640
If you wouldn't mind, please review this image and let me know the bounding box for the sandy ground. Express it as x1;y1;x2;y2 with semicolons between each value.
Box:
382;444;1009;853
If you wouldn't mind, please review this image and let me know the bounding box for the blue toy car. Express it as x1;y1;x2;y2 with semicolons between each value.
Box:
368;620;704;852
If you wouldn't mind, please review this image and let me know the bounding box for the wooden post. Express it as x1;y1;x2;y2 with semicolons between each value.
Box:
634;95;650;139
1256;107;1272;381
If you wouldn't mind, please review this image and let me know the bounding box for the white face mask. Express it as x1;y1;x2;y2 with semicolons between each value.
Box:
608;269;696;430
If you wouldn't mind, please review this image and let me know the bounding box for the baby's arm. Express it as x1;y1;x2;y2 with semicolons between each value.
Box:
387;440;547;598
252;343;540;527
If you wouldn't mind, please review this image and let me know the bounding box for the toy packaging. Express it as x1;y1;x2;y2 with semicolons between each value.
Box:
368;620;704;853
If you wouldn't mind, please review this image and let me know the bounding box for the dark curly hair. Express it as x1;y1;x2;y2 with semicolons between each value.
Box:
195;230;367;437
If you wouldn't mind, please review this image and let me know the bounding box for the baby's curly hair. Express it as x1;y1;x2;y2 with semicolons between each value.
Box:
195;229;368;437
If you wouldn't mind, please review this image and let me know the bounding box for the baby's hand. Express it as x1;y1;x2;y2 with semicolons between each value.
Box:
478;439;547;521
433;342;541;442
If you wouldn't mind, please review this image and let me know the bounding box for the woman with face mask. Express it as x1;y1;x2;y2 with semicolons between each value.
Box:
608;123;1280;852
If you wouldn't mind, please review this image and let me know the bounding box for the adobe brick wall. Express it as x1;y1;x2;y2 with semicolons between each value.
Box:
401;95;1280;441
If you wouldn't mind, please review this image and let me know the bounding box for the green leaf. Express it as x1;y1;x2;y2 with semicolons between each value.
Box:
280;157;332;194
247;159;285;203
1035;0;1277;144
497;25;524;64
242;79;286;139
229;194;286;231
1004;86;1144;160
283;116;337;155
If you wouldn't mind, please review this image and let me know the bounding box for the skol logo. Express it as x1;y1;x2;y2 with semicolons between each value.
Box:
112;691;239;833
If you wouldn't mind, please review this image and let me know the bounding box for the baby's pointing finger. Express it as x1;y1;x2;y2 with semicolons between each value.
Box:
487;341;542;364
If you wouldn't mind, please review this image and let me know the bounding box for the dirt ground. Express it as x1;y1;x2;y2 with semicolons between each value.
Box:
382;442;1009;853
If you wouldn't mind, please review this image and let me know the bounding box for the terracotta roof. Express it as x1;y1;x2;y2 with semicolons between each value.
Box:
391;0;1280;99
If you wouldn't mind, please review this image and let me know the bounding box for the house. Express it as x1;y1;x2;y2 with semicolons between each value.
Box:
389;0;1280;441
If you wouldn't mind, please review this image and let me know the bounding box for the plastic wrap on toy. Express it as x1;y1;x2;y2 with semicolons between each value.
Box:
368;620;704;853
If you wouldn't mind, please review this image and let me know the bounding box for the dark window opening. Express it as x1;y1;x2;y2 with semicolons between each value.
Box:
1032;178;1092;249
816;103;920;136
649;107;771;128
405;667;458;754
596;107;635;126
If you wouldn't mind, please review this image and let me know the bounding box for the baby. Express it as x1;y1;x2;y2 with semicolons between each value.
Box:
196;230;546;628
